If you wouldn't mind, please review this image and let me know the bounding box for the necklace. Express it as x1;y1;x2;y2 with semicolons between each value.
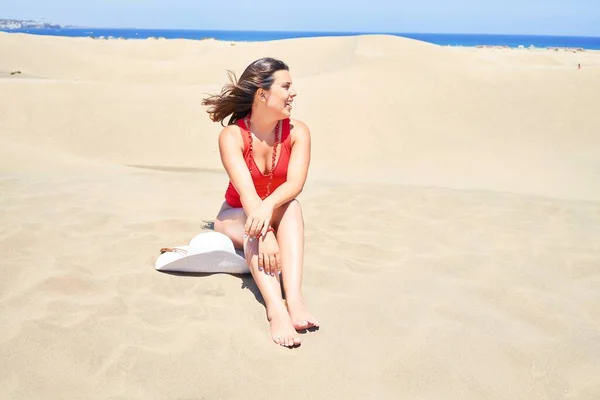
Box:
244;116;282;199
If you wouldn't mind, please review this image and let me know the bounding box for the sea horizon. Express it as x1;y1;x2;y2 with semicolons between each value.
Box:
2;27;600;50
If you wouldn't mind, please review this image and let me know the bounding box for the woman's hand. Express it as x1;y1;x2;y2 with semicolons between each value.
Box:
258;232;281;276
245;200;274;238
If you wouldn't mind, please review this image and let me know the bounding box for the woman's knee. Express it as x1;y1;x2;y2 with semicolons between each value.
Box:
289;199;302;214
279;199;301;213
275;199;303;226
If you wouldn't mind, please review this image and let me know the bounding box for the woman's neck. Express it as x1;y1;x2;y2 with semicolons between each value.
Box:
248;110;279;141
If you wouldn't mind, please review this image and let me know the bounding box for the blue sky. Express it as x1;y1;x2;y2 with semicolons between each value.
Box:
3;0;600;36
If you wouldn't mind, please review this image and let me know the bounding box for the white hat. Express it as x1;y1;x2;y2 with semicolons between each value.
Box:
155;231;250;274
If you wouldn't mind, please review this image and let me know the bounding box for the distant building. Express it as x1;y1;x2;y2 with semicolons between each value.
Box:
0;19;61;30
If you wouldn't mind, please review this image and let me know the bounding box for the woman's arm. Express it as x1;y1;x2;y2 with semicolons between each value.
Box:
263;119;311;209
218;125;263;215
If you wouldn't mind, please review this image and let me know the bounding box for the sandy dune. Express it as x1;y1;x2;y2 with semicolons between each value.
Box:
1;31;600;399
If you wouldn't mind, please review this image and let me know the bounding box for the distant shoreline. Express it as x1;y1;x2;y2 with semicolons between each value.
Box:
2;27;600;50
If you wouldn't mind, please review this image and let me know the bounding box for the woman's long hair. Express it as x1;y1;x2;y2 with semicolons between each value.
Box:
202;57;289;126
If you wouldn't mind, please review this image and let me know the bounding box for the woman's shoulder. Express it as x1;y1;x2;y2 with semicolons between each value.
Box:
218;123;244;149
288;118;310;139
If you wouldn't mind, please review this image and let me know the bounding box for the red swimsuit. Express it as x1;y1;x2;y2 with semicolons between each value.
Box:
224;117;292;208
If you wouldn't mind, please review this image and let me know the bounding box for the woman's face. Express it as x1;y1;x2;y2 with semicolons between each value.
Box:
262;70;297;118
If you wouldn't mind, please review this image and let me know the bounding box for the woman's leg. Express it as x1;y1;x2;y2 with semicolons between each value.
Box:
272;200;319;330
214;202;301;347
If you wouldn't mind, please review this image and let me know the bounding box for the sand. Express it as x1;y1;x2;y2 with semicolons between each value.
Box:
1;31;599;399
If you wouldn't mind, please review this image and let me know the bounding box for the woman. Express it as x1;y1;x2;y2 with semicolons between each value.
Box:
202;57;319;348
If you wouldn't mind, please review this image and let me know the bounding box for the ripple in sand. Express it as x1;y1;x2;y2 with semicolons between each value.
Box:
126;164;224;174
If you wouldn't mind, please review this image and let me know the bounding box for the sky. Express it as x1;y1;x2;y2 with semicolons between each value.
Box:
3;0;600;36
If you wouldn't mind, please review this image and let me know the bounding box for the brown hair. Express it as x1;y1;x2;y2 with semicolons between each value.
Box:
201;57;289;126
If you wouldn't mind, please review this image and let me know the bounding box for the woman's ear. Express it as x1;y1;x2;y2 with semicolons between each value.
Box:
258;89;267;101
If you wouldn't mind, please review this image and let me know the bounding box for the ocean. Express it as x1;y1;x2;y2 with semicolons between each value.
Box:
3;28;600;50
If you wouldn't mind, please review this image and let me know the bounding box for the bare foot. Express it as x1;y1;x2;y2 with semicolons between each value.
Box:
286;299;319;331
267;306;302;347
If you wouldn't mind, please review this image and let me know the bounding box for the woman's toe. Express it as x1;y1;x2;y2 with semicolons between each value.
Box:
294;320;309;329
